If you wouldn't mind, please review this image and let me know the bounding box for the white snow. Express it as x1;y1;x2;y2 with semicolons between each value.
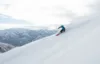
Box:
0;15;100;64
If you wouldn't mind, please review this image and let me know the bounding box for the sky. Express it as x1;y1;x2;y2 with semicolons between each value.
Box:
0;24;28;30
0;0;97;26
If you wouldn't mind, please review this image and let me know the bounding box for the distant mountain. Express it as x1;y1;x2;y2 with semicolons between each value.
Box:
0;42;15;53
0;14;57;53
0;28;57;46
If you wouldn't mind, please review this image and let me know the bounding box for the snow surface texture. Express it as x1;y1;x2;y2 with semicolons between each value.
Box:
0;15;100;64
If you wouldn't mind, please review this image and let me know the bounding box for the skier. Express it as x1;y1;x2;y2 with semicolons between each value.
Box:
56;25;66;36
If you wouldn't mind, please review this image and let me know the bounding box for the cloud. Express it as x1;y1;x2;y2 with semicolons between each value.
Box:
88;0;100;14
0;0;13;4
0;0;96;25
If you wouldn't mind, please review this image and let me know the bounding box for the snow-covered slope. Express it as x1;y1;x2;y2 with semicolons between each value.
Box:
0;15;100;64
